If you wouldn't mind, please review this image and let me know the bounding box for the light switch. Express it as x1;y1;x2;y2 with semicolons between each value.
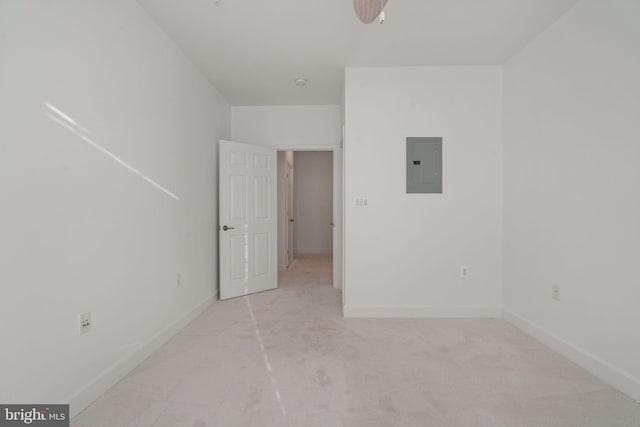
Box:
354;197;368;208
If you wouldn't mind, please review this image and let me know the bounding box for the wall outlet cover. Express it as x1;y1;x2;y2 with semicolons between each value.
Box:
460;266;469;278
79;312;92;335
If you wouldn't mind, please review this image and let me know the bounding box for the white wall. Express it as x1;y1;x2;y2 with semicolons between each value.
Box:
503;0;640;401
293;152;333;254
344;67;503;317
0;0;230;415
232;105;342;148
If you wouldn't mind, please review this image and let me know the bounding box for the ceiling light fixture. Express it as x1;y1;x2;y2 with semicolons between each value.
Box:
353;0;389;24
294;78;308;87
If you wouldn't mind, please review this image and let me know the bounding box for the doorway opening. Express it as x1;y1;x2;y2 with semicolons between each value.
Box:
277;150;335;286
218;140;341;302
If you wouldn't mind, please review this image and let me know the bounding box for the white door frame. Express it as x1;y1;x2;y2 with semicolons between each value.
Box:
276;145;343;291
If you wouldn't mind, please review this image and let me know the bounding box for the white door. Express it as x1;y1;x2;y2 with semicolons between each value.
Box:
219;140;277;300
286;166;294;266
332;147;343;289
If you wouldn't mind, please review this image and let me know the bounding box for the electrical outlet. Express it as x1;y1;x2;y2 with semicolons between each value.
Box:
177;273;182;288
552;283;560;301
79;312;91;335
460;266;469;278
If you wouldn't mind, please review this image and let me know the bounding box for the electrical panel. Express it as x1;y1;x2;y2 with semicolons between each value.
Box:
406;137;442;193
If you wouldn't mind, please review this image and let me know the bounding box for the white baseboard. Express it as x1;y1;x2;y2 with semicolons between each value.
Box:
503;309;640;403
294;248;333;254
343;305;502;318
278;264;287;272
67;295;214;418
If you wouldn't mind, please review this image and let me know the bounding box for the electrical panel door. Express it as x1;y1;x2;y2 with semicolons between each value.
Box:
406;137;442;193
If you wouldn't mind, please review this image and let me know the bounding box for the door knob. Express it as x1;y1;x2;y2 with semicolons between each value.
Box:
222;225;235;231
289;218;294;223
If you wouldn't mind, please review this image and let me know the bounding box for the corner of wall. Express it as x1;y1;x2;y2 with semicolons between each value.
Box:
503;309;640;403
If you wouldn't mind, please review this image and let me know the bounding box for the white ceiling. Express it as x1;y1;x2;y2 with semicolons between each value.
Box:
138;0;578;106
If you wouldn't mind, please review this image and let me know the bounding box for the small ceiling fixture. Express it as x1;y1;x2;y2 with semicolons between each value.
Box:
294;78;308;87
353;0;389;24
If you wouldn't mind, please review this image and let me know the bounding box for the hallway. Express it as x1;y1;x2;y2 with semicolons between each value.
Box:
73;255;640;426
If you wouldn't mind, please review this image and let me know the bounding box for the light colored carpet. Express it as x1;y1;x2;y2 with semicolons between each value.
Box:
73;254;640;426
